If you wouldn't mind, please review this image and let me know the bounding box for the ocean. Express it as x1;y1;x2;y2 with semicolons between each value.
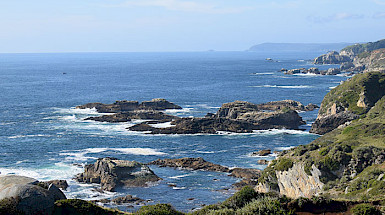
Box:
0;51;347;212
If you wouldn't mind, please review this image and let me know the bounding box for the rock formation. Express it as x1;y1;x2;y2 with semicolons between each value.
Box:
75;157;161;191
313;51;352;65
85;110;177;123
149;157;230;172
0;175;66;215
310;72;385;134
76;98;182;113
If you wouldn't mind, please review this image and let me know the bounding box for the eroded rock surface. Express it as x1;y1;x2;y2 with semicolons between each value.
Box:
75;157;161;191
149;157;230;172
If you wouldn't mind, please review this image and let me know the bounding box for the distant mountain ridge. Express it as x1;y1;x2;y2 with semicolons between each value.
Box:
249;42;355;53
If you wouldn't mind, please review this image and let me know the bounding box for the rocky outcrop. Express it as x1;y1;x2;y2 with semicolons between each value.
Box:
129;108;305;134
75;157;161;191
42;180;68;190
255;163;324;199
310;72;385;135
149;157;260;190
354;48;385;73
256;100;318;112
149;157;230;172
85;110;178;123
251;149;271;156
310;111;359;134
0;175;66;215
76;98;181;113
314;51;352;65
95;194;146;205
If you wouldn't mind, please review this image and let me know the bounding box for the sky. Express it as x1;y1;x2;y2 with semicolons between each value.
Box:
0;0;384;53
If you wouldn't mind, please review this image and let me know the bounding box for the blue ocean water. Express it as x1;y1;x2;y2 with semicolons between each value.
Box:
0;51;347;212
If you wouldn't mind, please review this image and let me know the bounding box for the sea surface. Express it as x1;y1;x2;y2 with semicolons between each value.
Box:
0;51;347;212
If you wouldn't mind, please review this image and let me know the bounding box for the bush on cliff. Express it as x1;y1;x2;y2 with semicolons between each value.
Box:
53;199;126;215
0;197;24;215
136;204;184;215
351;204;381;215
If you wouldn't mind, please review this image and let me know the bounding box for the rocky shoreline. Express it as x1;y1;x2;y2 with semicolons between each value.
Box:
78;99;317;135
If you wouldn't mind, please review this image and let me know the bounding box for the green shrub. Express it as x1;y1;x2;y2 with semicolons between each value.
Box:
53;199;124;215
222;186;260;209
236;197;293;215
275;158;294;172
351;204;381;215
136;203;184;215
319;148;329;156
0;197;23;215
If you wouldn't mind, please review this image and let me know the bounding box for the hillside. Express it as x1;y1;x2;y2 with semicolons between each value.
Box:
256;71;385;203
341;39;385;57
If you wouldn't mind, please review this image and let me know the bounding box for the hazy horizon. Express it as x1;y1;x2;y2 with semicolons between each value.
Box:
1;0;384;53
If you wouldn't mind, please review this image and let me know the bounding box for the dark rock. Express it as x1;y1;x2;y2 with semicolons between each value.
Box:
187;198;195;201
139;98;182;110
232;179;259;190
314;51;352;64
111;195;145;205
284;69;301;75
85;110;178;123
216;101;259;119
257;100;306;111
130;108;305;134
0;175;66;215
326;68;341;75
340;62;355;70
279;68;288;72
76;98;181;113
43;180;68;190
305;103;319;111
310;111;359;135
305;67;320;74
75;157;161;191
251;149;272;156
229;168;260;179
149;157;230;172
76;101;140;113
257;159;269;165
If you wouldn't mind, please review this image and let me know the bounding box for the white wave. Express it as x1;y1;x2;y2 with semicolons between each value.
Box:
195;104;221;109
53;107;100;115
251;72;274;75
0;122;15;125
249;85;312;89
275;146;295;151
252;129;312;136
0;162;83;182
172;187;187;190
293;73;320;76
150;122;175;128
195;150;215;154
113;148;167;155
60;147;166;161
8;134;51;139
168;174;191;179
329;86;337;89
164;108;193;114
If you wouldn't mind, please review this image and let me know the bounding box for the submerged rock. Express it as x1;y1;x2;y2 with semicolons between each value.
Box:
42;179;69;190
75;157;161;191
0;175;66;215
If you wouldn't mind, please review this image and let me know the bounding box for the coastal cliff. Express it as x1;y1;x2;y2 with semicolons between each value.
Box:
256;71;385;203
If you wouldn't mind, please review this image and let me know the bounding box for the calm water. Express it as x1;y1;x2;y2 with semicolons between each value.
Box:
0;51;346;211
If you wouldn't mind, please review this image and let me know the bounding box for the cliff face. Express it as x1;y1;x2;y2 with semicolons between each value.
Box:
256;71;385;201
310;72;385;134
255;163;323;198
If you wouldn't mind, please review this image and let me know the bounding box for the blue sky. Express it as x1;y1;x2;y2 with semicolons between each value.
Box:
0;0;384;52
